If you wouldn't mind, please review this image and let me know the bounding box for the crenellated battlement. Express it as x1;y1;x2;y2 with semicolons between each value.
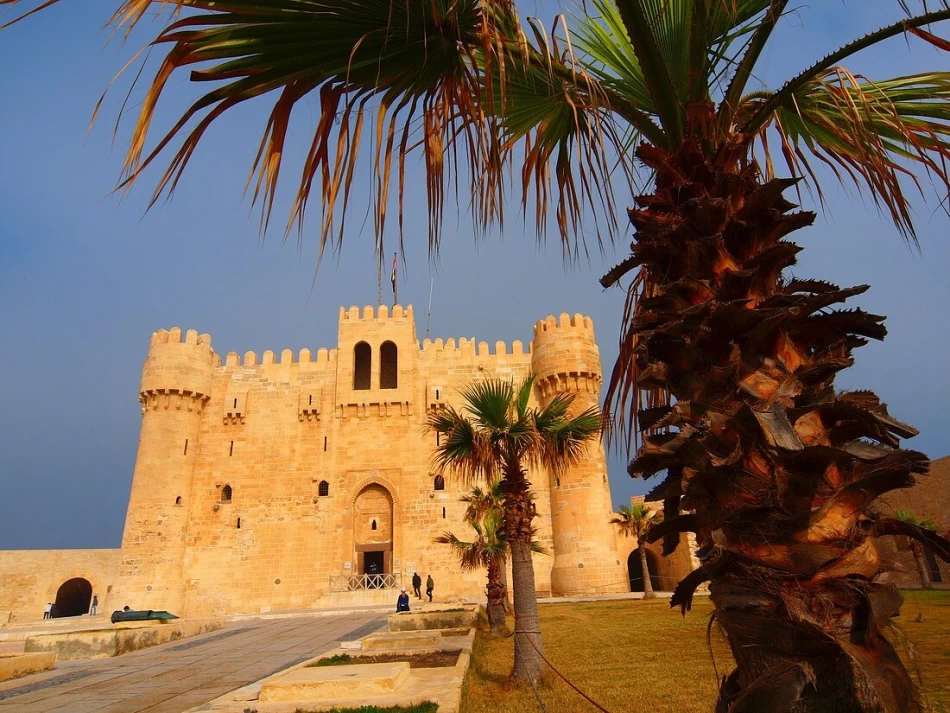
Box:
339;304;414;322
532;313;596;341
221;347;337;368
419;337;530;358
150;327;212;348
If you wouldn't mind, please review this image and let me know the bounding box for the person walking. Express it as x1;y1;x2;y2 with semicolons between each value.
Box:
426;574;434;602
90;594;98;616
396;588;411;613
43;602;52;620
412;572;422;599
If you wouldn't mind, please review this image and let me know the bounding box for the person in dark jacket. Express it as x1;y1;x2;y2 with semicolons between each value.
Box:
426;574;434;602
412;572;422;599
396;588;411;612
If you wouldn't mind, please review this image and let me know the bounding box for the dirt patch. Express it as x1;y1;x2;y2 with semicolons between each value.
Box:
309;650;462;669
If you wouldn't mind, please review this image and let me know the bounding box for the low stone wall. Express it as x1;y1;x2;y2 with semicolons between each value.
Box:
387;608;477;632
0;653;56;682
23;619;223;660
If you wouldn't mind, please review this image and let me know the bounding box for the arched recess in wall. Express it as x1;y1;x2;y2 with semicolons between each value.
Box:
319;480;330;497
433;475;445;491
53;577;93;618
354;483;395;576
221;484;233;502
354;342;372;390
627;549;663;593
380;341;397;389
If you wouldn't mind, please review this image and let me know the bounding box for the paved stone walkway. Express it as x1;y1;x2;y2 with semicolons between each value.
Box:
0;612;386;713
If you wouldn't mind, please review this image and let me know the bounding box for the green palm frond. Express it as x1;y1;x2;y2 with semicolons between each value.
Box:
894;509;939;531
742;69;950;241
535;403;602;474
461;379;515;432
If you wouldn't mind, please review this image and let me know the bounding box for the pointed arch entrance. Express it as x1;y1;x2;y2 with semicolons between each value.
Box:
54;577;93;618
353;483;394;582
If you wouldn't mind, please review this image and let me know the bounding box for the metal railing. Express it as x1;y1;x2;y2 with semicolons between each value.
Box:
328;572;402;592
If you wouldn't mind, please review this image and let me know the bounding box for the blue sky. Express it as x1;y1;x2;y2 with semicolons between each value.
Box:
1;1;948;549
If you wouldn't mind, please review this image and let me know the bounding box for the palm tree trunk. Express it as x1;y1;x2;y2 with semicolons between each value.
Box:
503;463;543;684
485;556;507;633
614;127;941;712
910;543;933;590
638;544;656;599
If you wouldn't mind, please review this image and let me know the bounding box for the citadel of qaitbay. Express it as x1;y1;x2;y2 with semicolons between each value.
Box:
0;303;696;622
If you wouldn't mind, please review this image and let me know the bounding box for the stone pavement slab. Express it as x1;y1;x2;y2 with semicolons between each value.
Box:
0;612;385;713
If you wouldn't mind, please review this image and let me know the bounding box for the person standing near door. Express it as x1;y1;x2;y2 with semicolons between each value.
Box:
412;572;422;599
90;594;98;616
426;574;434;602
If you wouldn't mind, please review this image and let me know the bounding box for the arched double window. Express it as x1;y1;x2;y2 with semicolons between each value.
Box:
221;484;233;502
354;342;371;390
434;475;445;491
380;341;398;389
318;480;330;497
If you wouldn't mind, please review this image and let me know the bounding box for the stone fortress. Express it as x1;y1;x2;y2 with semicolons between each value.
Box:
0;305;701;623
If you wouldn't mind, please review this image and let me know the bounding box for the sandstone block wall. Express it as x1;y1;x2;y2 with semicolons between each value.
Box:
0;549;119;622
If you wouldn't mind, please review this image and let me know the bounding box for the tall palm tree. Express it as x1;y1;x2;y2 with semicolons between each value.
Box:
426;377;600;682
610;501;659;598
436;489;545;633
890;510;941;590
6;0;950;707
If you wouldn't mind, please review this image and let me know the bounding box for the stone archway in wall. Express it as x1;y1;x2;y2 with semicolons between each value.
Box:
54;577;93;618
353;483;395;579
627;549;663;593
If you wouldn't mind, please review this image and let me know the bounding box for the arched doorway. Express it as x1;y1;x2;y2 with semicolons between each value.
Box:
354;484;394;585
54;578;93;618
627;549;662;593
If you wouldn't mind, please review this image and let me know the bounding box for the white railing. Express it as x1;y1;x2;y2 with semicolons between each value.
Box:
328;572;402;592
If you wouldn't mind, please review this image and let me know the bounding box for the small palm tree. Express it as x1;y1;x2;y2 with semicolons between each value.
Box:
436;503;544;633
611;502;660;599
426;376;600;683
892;510;940;590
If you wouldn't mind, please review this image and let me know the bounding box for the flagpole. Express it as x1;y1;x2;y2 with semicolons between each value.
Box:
391;253;398;307
425;277;434;339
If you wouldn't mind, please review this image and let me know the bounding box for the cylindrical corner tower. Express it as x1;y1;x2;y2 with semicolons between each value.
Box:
112;327;214;614
531;313;626;595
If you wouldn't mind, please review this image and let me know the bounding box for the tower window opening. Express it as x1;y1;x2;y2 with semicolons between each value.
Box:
434;475;445;491
183;439;188;455
229;441;234;456
319;480;330;497
175;496;182;506
442;507;446;519
371;519;377;531
556;476;561;488
309;394;313;406
237;517;241;529
436;432;440;447
324;436;328;452
221;484;233;502
436;389;440;400
233;398;238;408
354;342;372;390
380;341;398;389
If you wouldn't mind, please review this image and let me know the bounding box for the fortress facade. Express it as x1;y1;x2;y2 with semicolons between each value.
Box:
1;306;642;621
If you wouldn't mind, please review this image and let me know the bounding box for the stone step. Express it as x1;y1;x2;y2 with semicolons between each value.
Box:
361;630;440;650
258;661;411;702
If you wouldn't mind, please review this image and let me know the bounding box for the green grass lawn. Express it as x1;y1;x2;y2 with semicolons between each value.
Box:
461;591;950;713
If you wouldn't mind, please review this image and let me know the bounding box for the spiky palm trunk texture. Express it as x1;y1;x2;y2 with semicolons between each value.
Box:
613;130;950;712
485;556;508;633
502;463;543;683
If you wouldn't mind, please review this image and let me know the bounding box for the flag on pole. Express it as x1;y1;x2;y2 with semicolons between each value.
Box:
391;253;397;305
